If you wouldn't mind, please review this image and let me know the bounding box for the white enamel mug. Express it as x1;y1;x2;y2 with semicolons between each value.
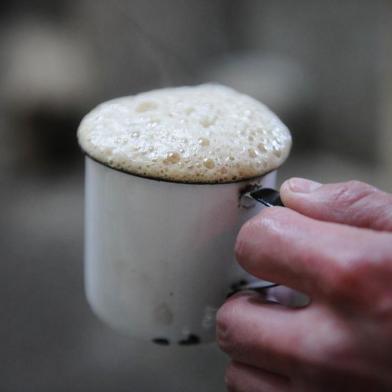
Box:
84;156;277;345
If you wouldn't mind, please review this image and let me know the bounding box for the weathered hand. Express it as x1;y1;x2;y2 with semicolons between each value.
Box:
217;179;392;391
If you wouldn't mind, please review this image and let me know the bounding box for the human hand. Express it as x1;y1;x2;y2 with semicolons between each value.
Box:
217;179;392;391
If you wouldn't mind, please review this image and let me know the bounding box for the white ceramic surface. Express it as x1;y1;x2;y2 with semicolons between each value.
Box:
84;157;276;344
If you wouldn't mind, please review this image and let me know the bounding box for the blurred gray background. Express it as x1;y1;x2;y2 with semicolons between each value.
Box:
1;1;391;391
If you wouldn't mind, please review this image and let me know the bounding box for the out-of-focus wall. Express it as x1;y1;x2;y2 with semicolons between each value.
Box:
76;0;228;95
380;1;392;190
228;0;390;163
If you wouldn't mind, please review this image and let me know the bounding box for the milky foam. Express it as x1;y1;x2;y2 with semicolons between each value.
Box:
77;84;291;183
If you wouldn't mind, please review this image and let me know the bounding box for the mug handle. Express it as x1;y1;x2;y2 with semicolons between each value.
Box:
243;187;284;208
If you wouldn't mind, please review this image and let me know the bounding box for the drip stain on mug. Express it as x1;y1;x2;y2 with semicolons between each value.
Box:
152;337;170;345
178;334;200;346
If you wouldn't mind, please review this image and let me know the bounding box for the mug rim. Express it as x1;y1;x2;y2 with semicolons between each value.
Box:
84;152;277;186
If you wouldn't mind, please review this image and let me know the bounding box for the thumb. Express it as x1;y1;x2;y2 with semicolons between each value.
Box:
280;178;392;231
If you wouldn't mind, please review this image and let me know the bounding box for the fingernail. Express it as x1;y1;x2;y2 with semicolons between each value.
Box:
288;178;322;193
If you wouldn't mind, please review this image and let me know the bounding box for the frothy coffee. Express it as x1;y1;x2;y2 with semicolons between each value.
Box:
78;84;291;183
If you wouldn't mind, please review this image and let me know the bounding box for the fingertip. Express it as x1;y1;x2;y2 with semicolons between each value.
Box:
280;178;294;204
280;178;322;209
280;178;293;195
235;206;292;272
217;292;252;345
235;209;266;260
235;207;279;264
217;291;268;353
218;291;259;326
282;177;322;194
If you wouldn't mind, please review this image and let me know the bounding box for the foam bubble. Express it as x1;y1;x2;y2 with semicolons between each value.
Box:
136;101;158;112
163;152;181;165
203;158;215;169
198;137;210;147
257;143;267;152
77;84;291;183
248;148;257;158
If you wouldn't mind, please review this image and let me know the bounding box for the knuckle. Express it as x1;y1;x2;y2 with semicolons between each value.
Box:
324;233;392;303
296;315;354;377
332;180;376;208
344;180;375;194
341;256;366;281
326;253;373;302
315;335;354;371
328;265;360;300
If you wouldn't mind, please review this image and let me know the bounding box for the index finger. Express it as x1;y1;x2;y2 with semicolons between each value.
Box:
235;207;388;298
280;178;392;232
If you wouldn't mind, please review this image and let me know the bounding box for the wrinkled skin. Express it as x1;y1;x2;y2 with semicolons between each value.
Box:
217;178;392;391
